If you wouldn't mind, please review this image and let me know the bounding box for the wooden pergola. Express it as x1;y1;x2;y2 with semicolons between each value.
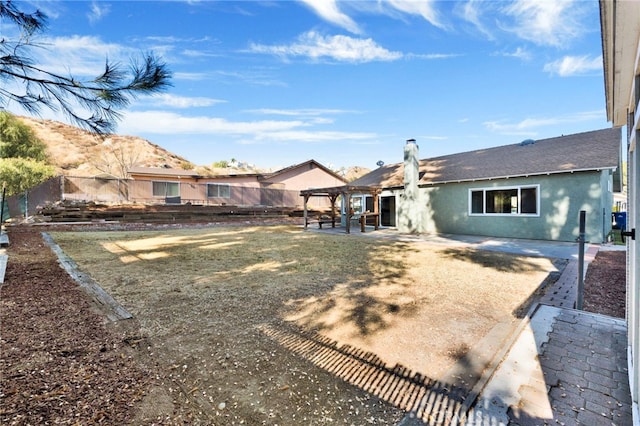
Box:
300;185;382;234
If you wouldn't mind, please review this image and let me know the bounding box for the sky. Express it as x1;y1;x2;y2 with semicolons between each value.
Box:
3;1;611;172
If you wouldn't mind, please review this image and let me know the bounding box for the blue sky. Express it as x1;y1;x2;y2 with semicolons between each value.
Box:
6;1;609;171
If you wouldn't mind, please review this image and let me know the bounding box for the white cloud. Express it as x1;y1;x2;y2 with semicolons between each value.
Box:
500;0;588;47
497;47;532;61
182;49;223;58
121;111;304;134
484;110;605;135
484;117;558;135
458;0;494;39
406;53;461;60
543;55;602;77
38;35;125;77
145;35;217;44
173;72;210;81
88;1;110;24
387;0;445;29
299;0;362;34
119;110;375;144
242;129;376;143
300;0;448;33
247;108;357;116
172;69;285;87
149;94;227;108
213;70;287;87
249;31;402;63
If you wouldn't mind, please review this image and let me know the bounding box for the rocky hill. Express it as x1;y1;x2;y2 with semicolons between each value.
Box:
17;116;195;178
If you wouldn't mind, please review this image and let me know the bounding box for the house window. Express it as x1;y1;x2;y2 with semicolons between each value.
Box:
350;196;363;214
469;185;539;216
207;183;231;198
152;181;179;197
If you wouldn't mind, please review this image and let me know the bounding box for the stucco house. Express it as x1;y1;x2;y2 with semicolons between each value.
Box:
600;1;640;422
303;128;622;243
128;159;348;209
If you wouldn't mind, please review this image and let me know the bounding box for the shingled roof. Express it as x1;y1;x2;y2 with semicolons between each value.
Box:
351;128;622;188
128;160;347;182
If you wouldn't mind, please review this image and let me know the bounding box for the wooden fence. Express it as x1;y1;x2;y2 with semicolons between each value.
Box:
4;176;325;220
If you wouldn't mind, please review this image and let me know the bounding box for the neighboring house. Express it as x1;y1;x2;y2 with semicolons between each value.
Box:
128;160;348;209
601;2;640;423
303;129;622;243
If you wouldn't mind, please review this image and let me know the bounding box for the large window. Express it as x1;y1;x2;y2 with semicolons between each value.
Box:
152;181;179;197
207;183;231;198
469;185;539;216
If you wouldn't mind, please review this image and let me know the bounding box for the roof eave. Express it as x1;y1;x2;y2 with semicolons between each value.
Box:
300;185;381;196
417;167;618;186
600;0;640;127
129;172;202;179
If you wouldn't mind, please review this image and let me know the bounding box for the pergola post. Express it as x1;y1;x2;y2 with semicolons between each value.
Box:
373;191;380;230
345;192;352;234
303;194;310;229
329;194;338;227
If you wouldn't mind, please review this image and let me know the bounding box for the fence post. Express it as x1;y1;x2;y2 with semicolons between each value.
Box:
60;175;64;202
577;210;586;310
24;190;28;220
0;186;5;229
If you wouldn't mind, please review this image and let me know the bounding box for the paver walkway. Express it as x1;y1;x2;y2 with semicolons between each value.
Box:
537;245;598;309
469;245;633;425
517;308;632;425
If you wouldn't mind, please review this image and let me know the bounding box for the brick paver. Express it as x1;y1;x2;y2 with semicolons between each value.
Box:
527;310;632;425
508;245;633;426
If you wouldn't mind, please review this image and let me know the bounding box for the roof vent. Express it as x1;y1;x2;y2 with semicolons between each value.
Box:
520;139;535;146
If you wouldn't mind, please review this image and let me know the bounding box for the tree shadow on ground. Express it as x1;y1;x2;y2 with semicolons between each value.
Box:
439;247;551;273
47;225;557;425
440;247;568;319
259;322;481;425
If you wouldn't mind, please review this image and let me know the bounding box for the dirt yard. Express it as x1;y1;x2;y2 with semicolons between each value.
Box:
0;224;622;425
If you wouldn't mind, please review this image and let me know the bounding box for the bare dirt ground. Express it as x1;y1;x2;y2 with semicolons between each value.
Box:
583;250;626;319
0;223;625;425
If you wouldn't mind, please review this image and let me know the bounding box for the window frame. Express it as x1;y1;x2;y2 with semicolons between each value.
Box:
350;196;364;215
468;184;540;217
152;181;180;197
207;183;231;199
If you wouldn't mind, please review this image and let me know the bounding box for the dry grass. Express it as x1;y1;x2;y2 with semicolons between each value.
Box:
50;226;556;376
48;225;560;424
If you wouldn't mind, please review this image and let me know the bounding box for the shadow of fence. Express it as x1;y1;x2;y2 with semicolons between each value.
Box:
259;324;473;425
